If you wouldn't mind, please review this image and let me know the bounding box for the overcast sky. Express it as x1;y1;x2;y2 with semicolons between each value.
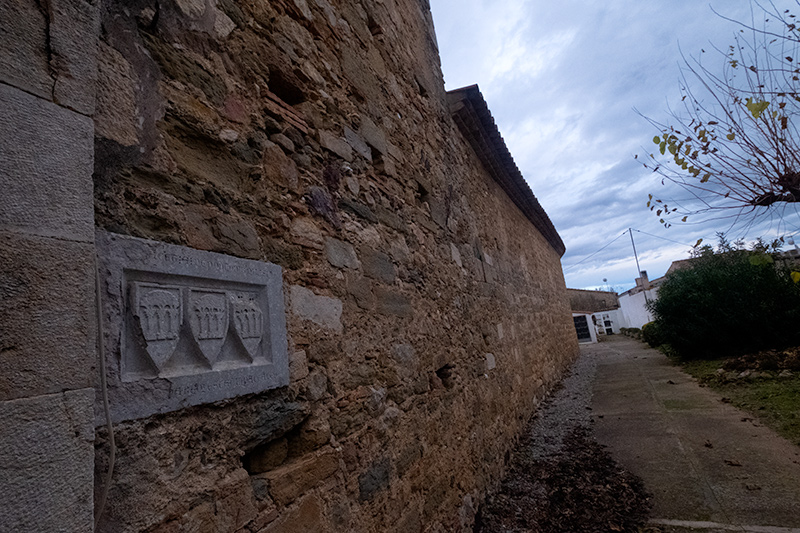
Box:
429;0;800;291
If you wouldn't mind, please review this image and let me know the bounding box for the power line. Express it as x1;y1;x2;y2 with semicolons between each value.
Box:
563;231;628;272
631;228;695;248
565;228;698;276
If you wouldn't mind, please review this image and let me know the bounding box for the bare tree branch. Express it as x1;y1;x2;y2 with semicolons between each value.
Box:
642;2;800;227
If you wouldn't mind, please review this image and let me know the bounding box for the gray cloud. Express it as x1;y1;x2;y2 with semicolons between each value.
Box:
431;0;800;290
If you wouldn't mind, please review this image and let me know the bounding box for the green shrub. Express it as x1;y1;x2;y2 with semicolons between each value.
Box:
641;321;665;348
648;241;800;359
620;327;641;338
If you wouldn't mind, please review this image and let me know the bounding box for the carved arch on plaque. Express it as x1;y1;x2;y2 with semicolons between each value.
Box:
230;292;265;361
130;282;183;372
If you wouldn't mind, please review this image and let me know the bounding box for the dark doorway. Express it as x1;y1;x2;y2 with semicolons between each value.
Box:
573;315;592;342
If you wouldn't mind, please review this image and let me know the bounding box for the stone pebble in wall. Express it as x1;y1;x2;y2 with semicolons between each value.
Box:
290;285;343;333
325;237;360;269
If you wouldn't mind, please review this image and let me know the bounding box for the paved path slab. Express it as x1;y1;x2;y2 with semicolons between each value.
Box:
587;336;800;533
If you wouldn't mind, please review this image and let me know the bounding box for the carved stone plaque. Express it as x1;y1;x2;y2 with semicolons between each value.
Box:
96;231;289;424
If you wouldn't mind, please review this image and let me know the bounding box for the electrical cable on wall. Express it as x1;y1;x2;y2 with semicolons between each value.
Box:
94;257;116;531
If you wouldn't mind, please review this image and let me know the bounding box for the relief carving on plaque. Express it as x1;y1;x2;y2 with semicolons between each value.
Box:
99;231;288;423
189;290;229;365
131;283;182;371
231;293;264;359
127;283;268;376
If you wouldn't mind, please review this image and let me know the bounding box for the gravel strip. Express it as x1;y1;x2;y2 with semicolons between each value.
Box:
524;348;598;460
475;347;652;533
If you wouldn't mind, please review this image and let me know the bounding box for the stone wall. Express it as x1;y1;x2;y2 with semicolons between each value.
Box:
1;0;578;531
0;0;99;530
567;289;620;314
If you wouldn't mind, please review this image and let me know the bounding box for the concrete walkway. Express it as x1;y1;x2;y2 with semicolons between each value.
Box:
587;336;800;533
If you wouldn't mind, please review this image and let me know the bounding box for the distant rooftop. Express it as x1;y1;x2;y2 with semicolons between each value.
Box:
446;85;566;257
566;288;620;314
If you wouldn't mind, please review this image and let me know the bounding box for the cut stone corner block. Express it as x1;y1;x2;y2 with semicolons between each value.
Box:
0;389;94;533
96;231;289;424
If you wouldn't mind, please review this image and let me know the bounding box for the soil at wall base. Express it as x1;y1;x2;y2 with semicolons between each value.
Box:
475;349;652;533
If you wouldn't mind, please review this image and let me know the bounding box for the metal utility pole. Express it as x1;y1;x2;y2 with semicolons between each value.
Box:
629;228;649;303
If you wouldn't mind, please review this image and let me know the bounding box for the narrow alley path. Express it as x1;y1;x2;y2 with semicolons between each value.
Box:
589;336;800;533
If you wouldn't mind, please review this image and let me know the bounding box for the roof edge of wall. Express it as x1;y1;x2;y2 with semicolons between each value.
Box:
446;84;566;257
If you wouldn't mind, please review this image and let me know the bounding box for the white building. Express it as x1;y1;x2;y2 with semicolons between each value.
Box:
617;271;662;329
567;289;623;343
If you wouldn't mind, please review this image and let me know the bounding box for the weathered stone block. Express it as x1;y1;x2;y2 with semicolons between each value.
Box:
289;217;324;250
0;0;98;115
375;287;412;317
430;198;448;228
387;141;405;164
289;349;309;381
308;186;341;229
376;205;405;232
288;410;331;455
214;471;258;532
345;176;360;195
0;389;94;532
290;285;343;333
250;507;279;531
319;130;354;161
0;84;94;242
483;262;497;284
262;450;340;506
270;133;295;152
96;231;289;423
0;231;94;401
360;115;388;154
325;237;359;269
339;198;378;223
95;41;138;146
375;153;398;177
344;126;372;160
305;369;328;401
260;494;323;533
213;9;237;39
341;50;381;105
387;238;410;265
391;343;418;379
360;247;396;284
212;215;262;259
359;457;391;501
0;0;52;100
243;399;308;451
263;141;300;191
50;0;100;115
450;243;463;267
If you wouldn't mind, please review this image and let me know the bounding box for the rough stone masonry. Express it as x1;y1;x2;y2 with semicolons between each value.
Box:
0;0;579;531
